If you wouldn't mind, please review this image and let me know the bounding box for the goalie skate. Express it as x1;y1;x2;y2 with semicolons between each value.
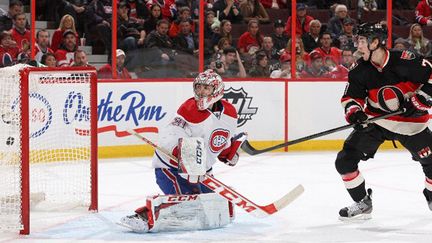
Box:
118;213;149;233
339;188;373;221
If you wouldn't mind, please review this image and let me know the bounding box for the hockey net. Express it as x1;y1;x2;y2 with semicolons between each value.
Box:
0;64;98;234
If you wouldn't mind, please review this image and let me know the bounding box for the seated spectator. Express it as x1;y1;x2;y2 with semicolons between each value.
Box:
51;14;80;52
285;3;314;38
259;36;280;70
211;20;233;51
260;0;288;9
125;0;150;25
323;56;348;79
327;4;349;38
98;49;132;79
34;29;54;63
270;54;291;79
144;19;176;65
118;1;146;53
210;46;246;78
85;0;112;55
237;19;263;65
341;48;355;70
175;0;199;23
239;0;270;24
168;6;196;38
149;0;176;20
271;19;289;52
302;19;322;53
174;19;198;55
249;51;270;77
357;0;377;20
52;0;87;36
415;0;432;26
72;49;91;67
10;13;30;51
55;29;78;67
407;23;432;57
216;37;233;53
0;31;19;67
279;37;308;76
393;37;410;51
312;32;342;65
0;0;23;32
144;4;163;34
204;10;216;39
211;0;243;23
335;18;357;52
40;52;57;67
301;51;329;78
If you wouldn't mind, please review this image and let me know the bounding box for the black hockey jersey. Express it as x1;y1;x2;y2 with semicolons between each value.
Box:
341;50;432;135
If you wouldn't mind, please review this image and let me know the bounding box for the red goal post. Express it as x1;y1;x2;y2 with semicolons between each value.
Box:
0;64;98;235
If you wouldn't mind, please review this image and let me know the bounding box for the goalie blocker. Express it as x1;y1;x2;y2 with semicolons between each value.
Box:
118;193;234;233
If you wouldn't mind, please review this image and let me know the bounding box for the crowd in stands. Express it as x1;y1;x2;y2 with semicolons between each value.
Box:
0;0;431;79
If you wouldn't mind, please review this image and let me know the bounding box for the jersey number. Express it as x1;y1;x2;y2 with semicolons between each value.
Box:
422;59;432;69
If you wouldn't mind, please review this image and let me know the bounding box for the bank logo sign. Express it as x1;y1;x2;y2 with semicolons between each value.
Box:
223;87;258;127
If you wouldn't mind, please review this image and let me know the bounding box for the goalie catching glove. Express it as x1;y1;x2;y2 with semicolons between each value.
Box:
218;132;248;166
178;137;207;183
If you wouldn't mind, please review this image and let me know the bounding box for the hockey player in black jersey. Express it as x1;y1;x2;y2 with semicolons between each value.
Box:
336;23;432;220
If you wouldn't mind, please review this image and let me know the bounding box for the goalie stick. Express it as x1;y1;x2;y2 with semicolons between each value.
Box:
128;130;304;218
242;109;405;156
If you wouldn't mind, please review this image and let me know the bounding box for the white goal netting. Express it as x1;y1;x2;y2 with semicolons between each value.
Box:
0;64;97;233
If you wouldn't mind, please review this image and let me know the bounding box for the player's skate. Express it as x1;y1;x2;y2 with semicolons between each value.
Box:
423;189;432;211
118;211;149;233
339;188;373;221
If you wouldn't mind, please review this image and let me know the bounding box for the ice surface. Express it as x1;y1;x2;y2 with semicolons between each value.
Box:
1;150;432;242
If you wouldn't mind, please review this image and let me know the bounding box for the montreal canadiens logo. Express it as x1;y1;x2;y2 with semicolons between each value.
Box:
209;129;229;153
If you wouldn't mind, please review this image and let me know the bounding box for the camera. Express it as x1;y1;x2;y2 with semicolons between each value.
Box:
215;59;223;69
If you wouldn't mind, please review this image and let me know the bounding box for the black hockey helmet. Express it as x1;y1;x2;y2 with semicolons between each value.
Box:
357;22;388;46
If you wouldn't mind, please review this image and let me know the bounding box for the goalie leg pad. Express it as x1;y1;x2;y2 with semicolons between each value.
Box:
146;193;234;232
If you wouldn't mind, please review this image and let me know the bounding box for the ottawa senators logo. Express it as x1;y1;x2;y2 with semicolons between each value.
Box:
209;129;229;153
377;86;405;112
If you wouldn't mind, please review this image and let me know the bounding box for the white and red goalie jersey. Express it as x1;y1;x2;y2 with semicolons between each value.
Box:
152;97;238;171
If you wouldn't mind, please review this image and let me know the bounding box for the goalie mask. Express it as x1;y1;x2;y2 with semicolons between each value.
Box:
193;69;224;110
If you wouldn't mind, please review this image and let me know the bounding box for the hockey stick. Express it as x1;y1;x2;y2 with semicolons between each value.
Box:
242;109;405;156
128;130;304;218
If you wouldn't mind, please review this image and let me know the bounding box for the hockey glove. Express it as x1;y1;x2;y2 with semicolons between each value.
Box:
218;132;248;166
345;105;368;124
401;93;432;117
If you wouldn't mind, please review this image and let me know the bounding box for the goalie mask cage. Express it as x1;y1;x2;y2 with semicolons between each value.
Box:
0;64;98;235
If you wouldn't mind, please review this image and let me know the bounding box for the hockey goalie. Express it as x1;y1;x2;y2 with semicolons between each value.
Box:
118;70;247;233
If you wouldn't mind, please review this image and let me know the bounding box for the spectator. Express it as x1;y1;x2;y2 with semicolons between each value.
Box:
211;20;233;51
271;19;289;52
302;19;322;53
415;0;432;26
261;0;288;9
126;0;150;24
118;1;146;53
72;49;90;67
280;37;309;75
10;13;30;51
175;0;199;21
249;51;270;77
285;3;314;38
85;0;112;55
323;56;348;79
341;48;355;69
51;14;80;52
216;37;233;53
259;36;280;70
301;51;328;78
55;29;78;67
0;31;19;67
144;19;176;66
98;49;132;79
143;4;162;34
270;54;291;79
204;10;216;39
34;29;54;63
239;0;270;24
0;0;23;33
211;46;246;78
212;0;243;23
41;52;57;67
52;0;87;35
174;19;198;55
148;0;176;20
335;18;357;52
168;6;196;38
327;4;349;38
407;23;432;57
393;37;410;51
312;32;342;65
357;0;377;20
237;19;263;63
